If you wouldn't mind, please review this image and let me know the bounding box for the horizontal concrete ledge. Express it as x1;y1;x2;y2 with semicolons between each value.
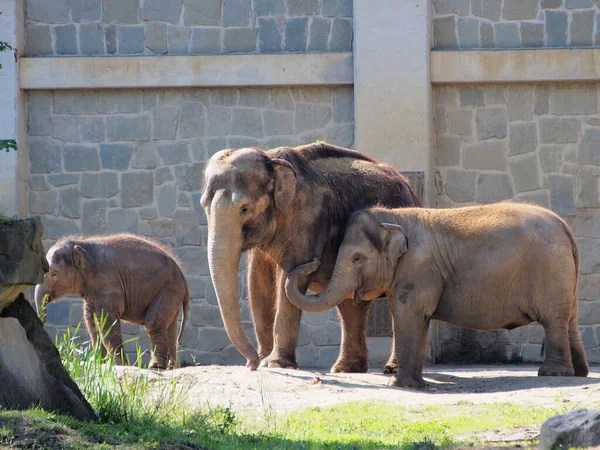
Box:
431;48;600;84
20;53;353;90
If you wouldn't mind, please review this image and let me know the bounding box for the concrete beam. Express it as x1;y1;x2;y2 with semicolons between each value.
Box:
19;53;353;90
431;49;600;84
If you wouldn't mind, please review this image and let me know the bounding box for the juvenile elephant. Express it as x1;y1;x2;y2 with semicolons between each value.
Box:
35;233;190;370
202;143;419;373
285;202;589;388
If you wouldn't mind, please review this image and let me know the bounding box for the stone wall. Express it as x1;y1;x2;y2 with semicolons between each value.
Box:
433;83;600;363
27;85;354;366
433;0;600;49
24;0;352;56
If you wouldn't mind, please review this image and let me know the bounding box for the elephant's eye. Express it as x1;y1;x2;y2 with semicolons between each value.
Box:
352;254;363;264
240;205;249;214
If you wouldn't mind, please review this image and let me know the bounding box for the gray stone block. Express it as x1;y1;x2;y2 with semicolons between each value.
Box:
433;0;470;15
141;0;182;23
303;87;332;103
231;109;264;137
207;136;226;154
445;169;477;203
121;172;154;208
131;143;159;170
259;18;283;53
577;167;600;208
158;90;185;107
285;17;308;52
46;302;70;326
549;174;576;216
197;328;231;352
25;25;53;56
27;0;70;23
585;118;600;126
495;22;520;48
510;153;540;193
287;0;318;15
579;238;600;274
54;25;78;55
99;144;134;170
98;91;142;114
158;142;190;165
28;93;52;136
551;85;598;115
542;0;562;7
59;188;81;219
435;108;447;135
54;91;97;115
326;124;354;148
579;129;600;165
463;141;507;170
79;23;103;55
255;0;286;15
189;138;206;161
566;0;594;7
223;28;258;53
503;0;538;19
28;175;50;191
264;111;293;136
539;145;564;173
481;22;495;48
190;28;221;54
265;136;301;149
41;216;80;239
29;190;56;214
155;167;175;185
211;88;239;106
472;0;502;21
223;0;251;27
145;23;167;54
459;87;484;107
175;163;204;191
535;86;550;115
174;210;202;245
174;246;209;276
270;88;294;109
540;118;581;143
81;172;119;198
570;11;594;46
476;107;507;140
157;183;177;218
239;89;270;108
139;207;158;220
435;136;461;166
329;18;352;52
51;116;80;143
447;109;472;136
103;0;139;24
107;115;151;141
433;17;458;50
516;190;550;208
322;0;352;16
581;326;597;349
546;11;568;47
228;136;258;148
29;138;62;174
63;145;100;172
521;22;544;47
207;107;231;136
307;17;330;52
183;0;221;26
295;104;332;132
475;173;514;203
458;18;480;48
179;103;206;138
508;122;537;155
153;107;179;140
521;343;543;362
72;0;100;21
178;192;191;207
82;200;108;235
143;91;157;110
168;26;190;54
48;174;79;187
106;25;117;54
333;87;353;123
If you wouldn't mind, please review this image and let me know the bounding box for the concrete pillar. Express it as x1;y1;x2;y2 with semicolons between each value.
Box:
353;0;433;206
0;0;24;217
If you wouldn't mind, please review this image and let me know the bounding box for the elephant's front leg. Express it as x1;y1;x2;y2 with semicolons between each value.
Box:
83;302;106;357
330;299;372;373
94;301;125;365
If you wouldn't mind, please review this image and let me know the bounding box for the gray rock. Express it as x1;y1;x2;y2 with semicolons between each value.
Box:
578;167;600;208
481;22;494;48
174;210;202;246
178;192;191;207
570;11;594;46
141;0;182;23
229;137;259;148
329;18;352;52
254;0;286;15
82;200;108;235
72;0;100;21
25;25;53;57
222;0;251;27
144;91;157;110
239;89;270;108
99;144;134;170
197;328;231;352
102;0;139;24
463;141;507;170
540;409;600;450
495;22;520;48
509;153;540;193
155;167;175;185
175;163;204;191
259;18;283;53
546;11;568;47
121;172;154;208
433;0;470;15
540;118;581;143
472;0;502;21
542;0;562;7
207;137;228;155
287;0;318;14
107;115;151;141
503;0;538;19
539;145;564;173
145;22;167;54
447;109;472;136
270;88;294;110
167;26;190;54
566;0;594;7
578;128;600;165
435;136;461;166
207;107;231;136
211;88;239;106
158;142;190;165
231;109;264;137
48;174;78;187
333;87;353;123
303;87;332;103
41;216;80;239
28;175;50;191
459;87;484;107
475;173;514;203
580;326;597;348
80;172;119;198
264;111;293;136
153;107;179;140
139;207;159;220
29;138;62;174
46;302;69;325
549;174;576;216
579;237;600;273
295;104;332;132
26;0;70;23
535;86;550;115
158;89;185;107
190;28;221;54
106;25;117;53
54;91;97;115
156;183;177;218
322;0;352;16
132;143;160;169
108;210;139;236
521;22;544;47
59;188;81;219
174;247;209;276
516;190;550;208
476;107;507;140
63;145;100;172
29;190;56;214
117;26;144;54
445;169;477;203
223;27;258;53
508;122;537;155
28;93;52;136
51;116;80;143
308;17;330;52
183;0;221;26
550;85;597;116
79;23;103;55
54;25;78;55
285;17;308;52
458;18;479;48
189;138;207;161
179;103;206;138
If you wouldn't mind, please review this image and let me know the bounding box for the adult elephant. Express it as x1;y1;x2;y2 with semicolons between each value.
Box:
201;143;419;372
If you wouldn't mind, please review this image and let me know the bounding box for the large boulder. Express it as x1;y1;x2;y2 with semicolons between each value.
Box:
540;408;600;450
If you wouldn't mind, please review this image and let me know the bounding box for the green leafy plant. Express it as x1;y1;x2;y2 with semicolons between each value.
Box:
0;11;17;153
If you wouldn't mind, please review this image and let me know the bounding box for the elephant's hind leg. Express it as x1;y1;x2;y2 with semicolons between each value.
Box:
568;307;589;377
144;292;180;370
538;319;574;377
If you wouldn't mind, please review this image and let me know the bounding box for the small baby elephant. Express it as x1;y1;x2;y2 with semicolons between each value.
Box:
285;202;589;388
35;233;189;370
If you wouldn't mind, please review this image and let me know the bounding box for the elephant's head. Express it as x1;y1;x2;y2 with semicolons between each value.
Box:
285;211;408;312
35;241;91;319
201;147;297;370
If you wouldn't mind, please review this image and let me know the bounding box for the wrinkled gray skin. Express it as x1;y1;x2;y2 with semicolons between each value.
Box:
35;234;190;370
286;202;589;388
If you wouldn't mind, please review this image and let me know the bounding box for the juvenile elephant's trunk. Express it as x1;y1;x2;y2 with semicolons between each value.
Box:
34;283;47;313
207;192;259;370
285;259;355;312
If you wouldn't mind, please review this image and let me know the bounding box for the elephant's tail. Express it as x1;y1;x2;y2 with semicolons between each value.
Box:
178;285;190;346
559;219;580;301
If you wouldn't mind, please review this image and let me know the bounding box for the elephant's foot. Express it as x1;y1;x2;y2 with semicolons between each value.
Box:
149;357;168;371
383;358;398;374
259;352;298;369
331;357;368;373
538;362;574;377
387;374;426;389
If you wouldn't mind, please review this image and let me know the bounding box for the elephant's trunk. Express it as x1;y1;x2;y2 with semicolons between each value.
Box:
285;259;355;312
207;192;259;370
34;282;48;323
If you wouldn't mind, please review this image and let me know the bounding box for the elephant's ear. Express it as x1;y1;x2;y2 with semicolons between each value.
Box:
271;158;297;214
380;223;408;263
73;245;93;270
